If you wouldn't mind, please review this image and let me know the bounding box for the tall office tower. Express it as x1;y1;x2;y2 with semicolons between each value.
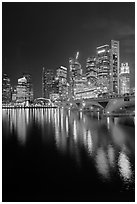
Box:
23;73;33;102
119;63;130;95
56;66;68;100
96;44;110;93
2;73;12;104
110;40;120;94
74;75;88;98
69;52;82;97
69;52;82;80
42;67;54;98
52;77;59;94
12;86;17;102
86;56;97;85
16;76;28;103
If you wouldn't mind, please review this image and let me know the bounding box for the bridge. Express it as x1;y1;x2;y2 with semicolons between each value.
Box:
33;98;52;106
62;95;135;115
2;95;135;114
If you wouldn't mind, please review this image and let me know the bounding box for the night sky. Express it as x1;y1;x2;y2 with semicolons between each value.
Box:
2;2;135;98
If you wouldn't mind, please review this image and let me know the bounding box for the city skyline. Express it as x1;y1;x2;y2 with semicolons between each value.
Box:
3;2;135;98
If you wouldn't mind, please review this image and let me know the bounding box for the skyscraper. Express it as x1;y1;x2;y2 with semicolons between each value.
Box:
2;73;12;104
11;86;17;102
86;56;97;85
119;63;130;95
96;44;110;93
16;74;33;103
42;68;54;98
110;40;120;94
69;52;82;81
16;76;28;103
69;52;82;97
56;66;68;100
23;73;33;102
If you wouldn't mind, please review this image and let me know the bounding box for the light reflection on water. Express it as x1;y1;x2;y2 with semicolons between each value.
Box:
118;150;132;182
2;108;135;187
96;147;110;179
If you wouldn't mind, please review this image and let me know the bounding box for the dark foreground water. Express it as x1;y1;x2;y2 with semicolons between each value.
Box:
2;108;135;202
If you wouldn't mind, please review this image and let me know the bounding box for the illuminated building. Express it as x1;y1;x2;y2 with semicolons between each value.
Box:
22;73;34;102
130;87;135;95
119;63;130;95
74;75;98;99
56;66;68;100
16;74;33;103
51;77;59;95
110;40;120;94
75;87;98;100
86;56;97;85
50;93;60;102
2;73;12;104
69;52;82;80
69;52;82;97
96;44;110;93
42;67;54;98
16;76;27;103
12;87;17;102
74;76;87;97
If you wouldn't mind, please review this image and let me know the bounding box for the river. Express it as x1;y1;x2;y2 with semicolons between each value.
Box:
2;108;135;202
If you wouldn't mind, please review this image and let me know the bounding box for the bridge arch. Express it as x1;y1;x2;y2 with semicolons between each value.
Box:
34;98;51;105
61;100;105;110
105;97;135;114
80;101;104;110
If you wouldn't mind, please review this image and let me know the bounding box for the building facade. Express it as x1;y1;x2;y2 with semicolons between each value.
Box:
42;68;54;99
69;52;82;97
86;56;97;86
11;86;17;102
56;66;68;100
15;74;33;103
96;44;110;93
22;73;34;102
16;76;28;103
2;73;12;104
119;63;130;95
110;40;120;94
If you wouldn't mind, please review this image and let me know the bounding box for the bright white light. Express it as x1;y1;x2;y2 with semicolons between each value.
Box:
18;76;27;84
118;151;132;181
60;66;67;70
96;148;109;179
87;130;93;155
73;120;77;141
82;102;86;107
76;51;79;60
97;49;106;54
66;116;69;135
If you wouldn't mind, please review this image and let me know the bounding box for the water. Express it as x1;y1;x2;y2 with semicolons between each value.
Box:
2;108;135;202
